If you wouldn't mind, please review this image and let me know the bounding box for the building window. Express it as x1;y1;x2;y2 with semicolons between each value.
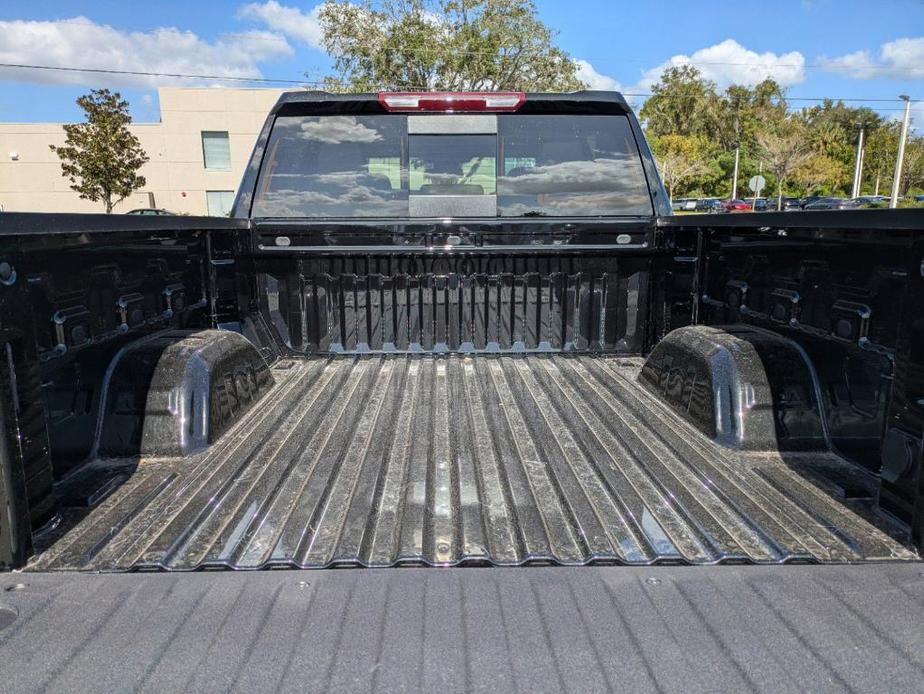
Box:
201;131;231;171
206;190;235;217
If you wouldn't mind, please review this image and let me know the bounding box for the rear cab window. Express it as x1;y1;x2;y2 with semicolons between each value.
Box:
252;112;653;218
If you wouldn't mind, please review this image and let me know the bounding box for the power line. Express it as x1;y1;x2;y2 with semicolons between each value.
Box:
0;62;915;110
2;17;912;73
622;92;907;103
3;17;916;75
0;62;315;85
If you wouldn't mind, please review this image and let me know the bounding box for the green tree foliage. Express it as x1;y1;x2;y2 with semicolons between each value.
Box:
801;99;882;145
317;0;585;92
642;67;792;199
639;66;721;139
639;65;924;200
903;139;924;194
794;154;848;197
649;134;714;202
49;89;148;214
863;124;900;195
715;79;787;153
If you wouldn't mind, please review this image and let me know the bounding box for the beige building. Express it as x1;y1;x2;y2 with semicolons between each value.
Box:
0;87;285;215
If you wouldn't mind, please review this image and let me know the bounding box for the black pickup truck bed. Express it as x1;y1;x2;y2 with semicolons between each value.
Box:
31;354;913;571
1;88;923;691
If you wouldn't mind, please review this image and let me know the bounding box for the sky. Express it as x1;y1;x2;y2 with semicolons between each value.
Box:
0;0;923;126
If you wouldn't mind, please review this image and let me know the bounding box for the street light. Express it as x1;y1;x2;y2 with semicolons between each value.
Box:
851;127;864;199
731;144;740;200
890;95;913;208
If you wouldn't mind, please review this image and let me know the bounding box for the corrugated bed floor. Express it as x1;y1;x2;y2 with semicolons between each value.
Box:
30;355;917;571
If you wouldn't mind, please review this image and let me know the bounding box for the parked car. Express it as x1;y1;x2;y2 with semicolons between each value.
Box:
913;194;924;202
724;199;752;212
803;197;860;210
695;198;727;213
769;196;802;211
126;208;176;216
800;195;827;209
854;195;890;208
671;197;699;211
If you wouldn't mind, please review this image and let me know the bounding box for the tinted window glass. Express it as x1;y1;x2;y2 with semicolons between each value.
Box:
497;115;651;216
409;135;496;195
252;113;651;217
253;115;408;217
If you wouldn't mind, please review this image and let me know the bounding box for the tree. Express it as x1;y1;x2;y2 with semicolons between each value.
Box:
801;99;882;141
758;120;812;209
639;66;721;140
637;63;923;200
793;154;847;196
862;124;900;196
716;79;786;153
649;134;713;202
901;139;924;194
799;100;886;197
317;0;585;92
50;89;148;213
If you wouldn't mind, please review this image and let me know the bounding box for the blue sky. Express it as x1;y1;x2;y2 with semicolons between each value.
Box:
1;0;922;125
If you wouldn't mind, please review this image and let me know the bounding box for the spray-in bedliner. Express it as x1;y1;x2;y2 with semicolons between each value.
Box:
29;355;917;571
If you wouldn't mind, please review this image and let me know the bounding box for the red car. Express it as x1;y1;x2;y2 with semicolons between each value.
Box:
724;199;753;211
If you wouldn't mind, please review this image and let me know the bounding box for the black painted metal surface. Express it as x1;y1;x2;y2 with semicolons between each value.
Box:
254;254;651;354
0;211;245;237
31;355;914;571
660;214;924;540
97;330;273;458
640;325;828;452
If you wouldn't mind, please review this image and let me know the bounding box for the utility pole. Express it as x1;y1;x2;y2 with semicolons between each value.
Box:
858;145;865;195
851;127;864;198
731;145;740;200
890;95;913;208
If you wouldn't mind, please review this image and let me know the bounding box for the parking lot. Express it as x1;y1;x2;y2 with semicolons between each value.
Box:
672;194;924;213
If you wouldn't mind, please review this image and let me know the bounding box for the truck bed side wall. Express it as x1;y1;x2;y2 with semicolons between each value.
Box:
661;211;924;543
0;214;245;566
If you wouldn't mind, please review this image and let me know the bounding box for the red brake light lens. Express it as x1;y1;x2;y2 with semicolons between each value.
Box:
378;91;525;112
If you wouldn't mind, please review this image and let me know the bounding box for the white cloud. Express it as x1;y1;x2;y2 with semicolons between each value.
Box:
575;60;622;91
637;39;806;90
239;1;324;49
0;16;293;88
820;37;924;80
886;101;924;135
298;116;382;143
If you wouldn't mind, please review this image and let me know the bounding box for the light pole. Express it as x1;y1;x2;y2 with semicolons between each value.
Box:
851;127;864;199
858;144;865;195
731;145;740;200
890;95;913;208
